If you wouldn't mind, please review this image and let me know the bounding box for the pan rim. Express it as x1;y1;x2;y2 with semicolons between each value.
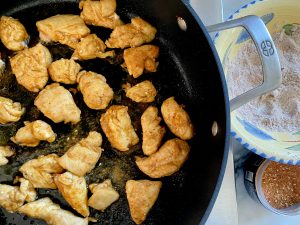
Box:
181;1;231;225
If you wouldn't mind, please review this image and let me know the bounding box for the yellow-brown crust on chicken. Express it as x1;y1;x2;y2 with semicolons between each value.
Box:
123;45;159;78
48;59;81;84
19;154;64;189
88;179;119;212
18;198;89;225
36;14;90;48
34;83;81;124
105;17;157;49
100;105;139;151
126;180;161;224
0;16;28;51
125;80;157;103
10;43;52;92
0;97;24;124
77;71;114;110
161;97;194;140
141;106;165;155
79;0;123;29
11;120;56;147
72;34;115;60
136;138;190;178
58;132;103;177
54;172;89;217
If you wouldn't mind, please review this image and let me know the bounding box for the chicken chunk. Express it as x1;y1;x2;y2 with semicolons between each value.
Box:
0;179;36;212
123;45;159;78
19;154;64;189
161;97;194;140
136;138;190;178
54;172;89;217
100;105;139;151
0;146;15;166
88;179;119;212
58;131;103;176
48;59;81;84
141;106;165;155
19;198;89;225
0;97;25;124
11;120;56;147
77;71;114;110
0;184;27;212
10;43;52;92
105;17;157;49
126;180;162;224
125;80;157;103
18;178;37;203
36;14;90;48
72;34;115;60
0;16;28;51
79;0;123;29
34;83;81;124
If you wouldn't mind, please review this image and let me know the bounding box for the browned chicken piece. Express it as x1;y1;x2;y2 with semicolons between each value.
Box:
58;132;103;177
161;97;194;140
0;16;28;51
126;180;162;225
88;179;119;212
79;0;123;29
54;172;89;217
19;198;89;225
123;45;159;78
48;59;81;84
0;184;27;212
100;105;139;151
11;120;56;147
0;178;36;212
18;178;37;203
136;138;190;178
19;154;64;189
141;106;165;155
125;80;157;103
105;17;157;49
77;71;114;110
36;14;90;49
10;43;52;92
0;146;15;166
72;34;115;60
0;97;25;124
34;83;81;124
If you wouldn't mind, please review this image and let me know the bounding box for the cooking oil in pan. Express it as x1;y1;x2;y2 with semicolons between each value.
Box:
0;28;156;224
0;4;192;224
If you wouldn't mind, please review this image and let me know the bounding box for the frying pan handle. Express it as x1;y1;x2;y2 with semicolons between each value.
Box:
206;15;281;111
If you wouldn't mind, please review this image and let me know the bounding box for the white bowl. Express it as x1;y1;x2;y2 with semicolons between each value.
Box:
215;0;300;165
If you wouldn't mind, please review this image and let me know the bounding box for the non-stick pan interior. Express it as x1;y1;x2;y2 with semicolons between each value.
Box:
0;0;229;225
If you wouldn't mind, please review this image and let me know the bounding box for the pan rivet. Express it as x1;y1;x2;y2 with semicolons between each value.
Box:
212;121;218;136
177;17;187;31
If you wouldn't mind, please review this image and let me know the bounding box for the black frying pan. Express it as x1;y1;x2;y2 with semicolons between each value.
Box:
0;0;230;225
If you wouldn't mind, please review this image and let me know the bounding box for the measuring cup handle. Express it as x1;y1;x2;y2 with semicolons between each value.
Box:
206;15;281;111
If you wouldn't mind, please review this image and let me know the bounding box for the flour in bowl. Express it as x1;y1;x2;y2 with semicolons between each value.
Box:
226;25;300;133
